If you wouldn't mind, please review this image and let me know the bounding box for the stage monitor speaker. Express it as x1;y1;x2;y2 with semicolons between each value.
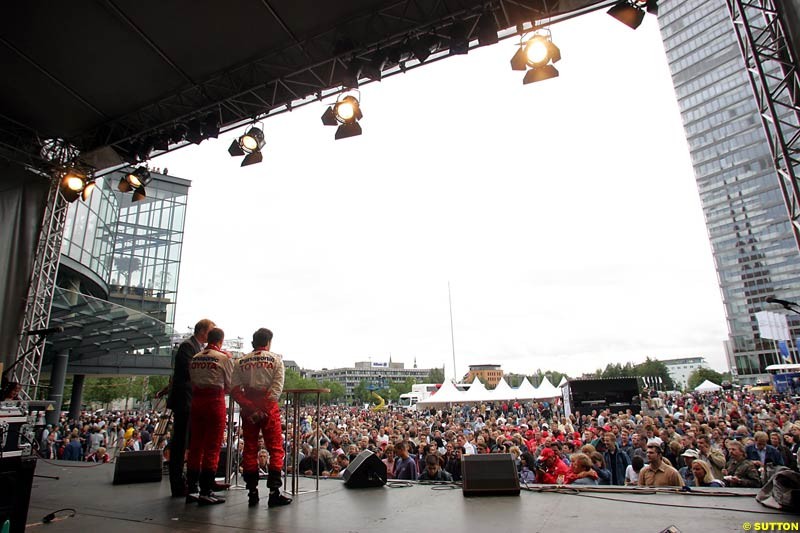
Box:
461;453;520;496
343;450;387;488
113;450;163;485
0;456;36;533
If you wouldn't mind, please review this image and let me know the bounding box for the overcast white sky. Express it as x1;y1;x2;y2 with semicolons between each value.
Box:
158;10;730;379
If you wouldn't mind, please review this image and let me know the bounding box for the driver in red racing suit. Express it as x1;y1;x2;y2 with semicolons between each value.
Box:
186;327;233;505
231;327;291;507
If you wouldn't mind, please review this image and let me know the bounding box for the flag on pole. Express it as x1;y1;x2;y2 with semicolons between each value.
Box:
779;340;792;363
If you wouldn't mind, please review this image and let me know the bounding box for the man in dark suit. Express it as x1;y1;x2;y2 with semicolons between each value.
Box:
167;318;214;497
745;431;784;468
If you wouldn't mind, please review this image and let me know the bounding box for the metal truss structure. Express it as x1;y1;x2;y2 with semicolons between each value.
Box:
727;0;800;250
12;174;70;400
0;0;612;172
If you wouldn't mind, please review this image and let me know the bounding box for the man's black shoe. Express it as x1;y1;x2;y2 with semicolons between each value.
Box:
198;493;226;506
248;489;259;507
267;491;292;508
185;492;199;504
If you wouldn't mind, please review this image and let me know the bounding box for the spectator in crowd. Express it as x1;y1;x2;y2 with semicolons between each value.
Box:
679;448;700;487
639;438;684;487
299;447;331;476
566;453;599;485
518;452;537;484
535;447;570;484
625;455;645;486
745;431;784;467
257;449;270;478
393;441;418;481
724;440;762;488
590;451;612;485
382;445;396;479
603;432;631;486
63;431;83;461
771;431;796;471
87;446;110;463
697;434;726;480
418;454;453;482
691;459;724;487
444;446;463;481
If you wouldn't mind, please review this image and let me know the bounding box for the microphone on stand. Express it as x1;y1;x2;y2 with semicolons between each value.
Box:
767;296;800;309
25;326;64;336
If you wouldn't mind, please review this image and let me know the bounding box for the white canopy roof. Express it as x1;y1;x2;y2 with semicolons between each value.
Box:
416;380;463;405
694;379;722;392
462;377;492;403
517;377;537;400
533;376;560;399
558;376;568;387
490;378;516;401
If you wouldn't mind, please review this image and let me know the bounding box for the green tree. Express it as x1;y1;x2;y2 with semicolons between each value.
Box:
397;377;417;395
353;380;372;403
84;377;128;407
320;380;346;403
426;367;445;383
635;357;674;390
687;368;726;390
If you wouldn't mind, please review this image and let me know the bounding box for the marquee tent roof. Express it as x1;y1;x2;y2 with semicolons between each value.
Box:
416;380;462;405
694;379;723;392
533;376;561;399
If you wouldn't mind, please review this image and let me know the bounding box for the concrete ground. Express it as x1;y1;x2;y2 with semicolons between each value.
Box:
22;459;795;533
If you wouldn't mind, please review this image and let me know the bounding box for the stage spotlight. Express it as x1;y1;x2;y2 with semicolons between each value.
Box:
119;166;150;192
185;120;204;144
81;180;96;202
410;35;436;63
607;0;657;29
228;125;266;166
59;168;88;203
321;93;363;140
449;22;469;55
478;12;499;46
510;32;561;85
132;187;147;203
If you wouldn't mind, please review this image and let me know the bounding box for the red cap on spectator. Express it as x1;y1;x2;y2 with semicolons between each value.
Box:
525;430;534;438
602;425;612;432
538;447;555;461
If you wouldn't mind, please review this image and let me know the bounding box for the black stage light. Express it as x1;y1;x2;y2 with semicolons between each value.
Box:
646;0;658;14
478;12;499;46
321;93;363;140
185;120;204;145
361;54;386;81
132;187;147;203
59;168;87;203
608;1;646;29
119;166;151;194
511;32;561;85
228;125;266;167
201;114;220;139
449;22;470;55
81;180;96;202
410;35;436;63
152;133;170;152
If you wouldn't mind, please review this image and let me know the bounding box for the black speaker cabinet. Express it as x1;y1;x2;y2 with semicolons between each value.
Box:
461;453;520;496
343;450;387;488
0;456;36;533
113;450;163;485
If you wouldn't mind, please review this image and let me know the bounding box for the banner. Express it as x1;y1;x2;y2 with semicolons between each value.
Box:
756;311;791;341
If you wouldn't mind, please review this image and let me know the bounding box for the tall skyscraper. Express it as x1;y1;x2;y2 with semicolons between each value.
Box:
658;0;800;383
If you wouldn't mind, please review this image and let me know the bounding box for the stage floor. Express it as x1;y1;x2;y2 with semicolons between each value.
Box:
25;460;793;533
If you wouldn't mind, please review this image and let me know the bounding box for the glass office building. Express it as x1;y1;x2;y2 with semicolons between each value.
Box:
658;0;800;383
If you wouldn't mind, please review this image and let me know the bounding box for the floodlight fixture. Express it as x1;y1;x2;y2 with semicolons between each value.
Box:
321;91;363;140
228;124;266;166
607;0;657;29
449;22;469;55
59;167;89;203
510;31;561;85
81;180;97;202
477;11;499;46
119;166;150;192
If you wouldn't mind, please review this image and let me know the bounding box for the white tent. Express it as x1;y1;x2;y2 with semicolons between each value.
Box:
516;377;537;400
416;380;463;405
694;379;722;392
490;378;515;401
462;377;492;403
533;376;560;399
558;376;568;387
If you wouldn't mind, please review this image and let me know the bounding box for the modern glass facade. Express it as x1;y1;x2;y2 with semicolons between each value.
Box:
60;170;189;328
658;0;800;383
108;171;189;327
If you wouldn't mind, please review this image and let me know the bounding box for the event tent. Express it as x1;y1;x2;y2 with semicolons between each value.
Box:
517;378;537;400
462;377;491;403
694;379;723;392
533;376;561;399
416;380;463;405
490;378;515;401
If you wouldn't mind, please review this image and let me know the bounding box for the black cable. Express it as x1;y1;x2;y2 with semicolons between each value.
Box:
41;508;76;523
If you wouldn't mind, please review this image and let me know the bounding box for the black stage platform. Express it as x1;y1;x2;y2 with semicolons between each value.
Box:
25;460;794;533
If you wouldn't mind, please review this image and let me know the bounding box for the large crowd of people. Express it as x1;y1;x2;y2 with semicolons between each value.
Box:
31;318;800;506
38;381;799;492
